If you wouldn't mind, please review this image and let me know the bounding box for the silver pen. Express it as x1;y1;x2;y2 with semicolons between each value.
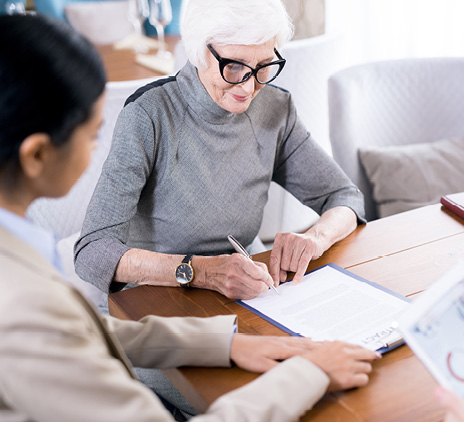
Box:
227;235;280;295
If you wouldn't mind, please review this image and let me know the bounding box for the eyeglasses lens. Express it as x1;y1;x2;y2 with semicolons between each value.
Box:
256;64;281;84
223;63;281;84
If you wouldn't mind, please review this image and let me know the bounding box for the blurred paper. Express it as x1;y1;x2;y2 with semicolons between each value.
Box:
113;33;160;51
135;53;175;75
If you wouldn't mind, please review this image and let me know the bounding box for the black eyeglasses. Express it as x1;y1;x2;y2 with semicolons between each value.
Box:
207;44;286;85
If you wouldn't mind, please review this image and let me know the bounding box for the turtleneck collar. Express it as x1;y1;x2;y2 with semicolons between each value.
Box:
177;61;241;125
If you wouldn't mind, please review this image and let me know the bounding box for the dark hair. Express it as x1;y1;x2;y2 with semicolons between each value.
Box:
0;14;106;171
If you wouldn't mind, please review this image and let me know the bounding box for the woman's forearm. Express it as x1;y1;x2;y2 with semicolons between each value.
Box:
303;206;358;255
114;248;184;286
114;248;273;299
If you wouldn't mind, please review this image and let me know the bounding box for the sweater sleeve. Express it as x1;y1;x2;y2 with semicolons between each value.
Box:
272;96;366;224
74;103;157;293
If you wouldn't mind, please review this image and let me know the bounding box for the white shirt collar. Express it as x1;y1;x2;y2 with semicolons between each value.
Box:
0;206;61;271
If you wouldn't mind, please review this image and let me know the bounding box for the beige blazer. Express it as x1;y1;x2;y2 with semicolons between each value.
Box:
0;225;328;422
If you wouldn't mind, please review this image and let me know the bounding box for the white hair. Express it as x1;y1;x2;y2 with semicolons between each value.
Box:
180;0;294;70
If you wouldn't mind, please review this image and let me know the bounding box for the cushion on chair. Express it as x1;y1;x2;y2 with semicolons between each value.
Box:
359;136;464;218
329;57;464;221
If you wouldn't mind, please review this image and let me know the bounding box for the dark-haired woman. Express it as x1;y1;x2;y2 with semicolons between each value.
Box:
0;14;379;422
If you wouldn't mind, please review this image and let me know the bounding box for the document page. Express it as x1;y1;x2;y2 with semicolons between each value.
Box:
240;264;409;351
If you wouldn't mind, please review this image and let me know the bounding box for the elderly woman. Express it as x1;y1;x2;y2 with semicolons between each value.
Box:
74;0;365;300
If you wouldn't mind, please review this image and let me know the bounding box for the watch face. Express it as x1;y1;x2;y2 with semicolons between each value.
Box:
176;263;193;285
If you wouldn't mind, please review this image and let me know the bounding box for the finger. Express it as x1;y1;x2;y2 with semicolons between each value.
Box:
272;233;292;270
327;372;369;392
292;247;311;285
345;344;382;361
349;372;370;388
241;259;274;292
279;244;293;271
269;244;283;284
254;261;274;287
288;242;305;272
265;274;276;290
239;256;266;278
352;361;373;374
222;260;268;299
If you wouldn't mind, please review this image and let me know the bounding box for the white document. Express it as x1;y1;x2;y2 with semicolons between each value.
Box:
240;264;409;351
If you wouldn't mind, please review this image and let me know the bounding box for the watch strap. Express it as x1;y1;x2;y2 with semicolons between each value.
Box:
182;254;193;265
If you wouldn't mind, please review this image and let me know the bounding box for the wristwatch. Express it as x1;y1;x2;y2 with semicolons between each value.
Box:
175;254;194;287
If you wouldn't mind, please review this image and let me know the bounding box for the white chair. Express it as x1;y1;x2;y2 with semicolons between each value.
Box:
64;0;135;45
27;77;161;304
276;33;344;154
28;77;161;239
328;58;464;221
258;33;345;244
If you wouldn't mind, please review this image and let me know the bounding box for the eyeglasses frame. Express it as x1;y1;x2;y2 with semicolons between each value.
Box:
207;44;286;85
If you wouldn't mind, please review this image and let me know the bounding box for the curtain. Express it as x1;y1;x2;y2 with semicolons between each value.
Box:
326;0;464;67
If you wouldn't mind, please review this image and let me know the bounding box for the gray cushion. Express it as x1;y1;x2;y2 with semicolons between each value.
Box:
359;137;464;218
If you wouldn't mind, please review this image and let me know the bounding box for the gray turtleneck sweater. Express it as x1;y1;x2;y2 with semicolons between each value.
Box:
74;61;365;293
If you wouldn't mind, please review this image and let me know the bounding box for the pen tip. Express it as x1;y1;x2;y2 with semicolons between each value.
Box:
271;286;280;295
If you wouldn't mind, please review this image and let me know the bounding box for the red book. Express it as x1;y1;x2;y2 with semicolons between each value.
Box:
441;192;464;220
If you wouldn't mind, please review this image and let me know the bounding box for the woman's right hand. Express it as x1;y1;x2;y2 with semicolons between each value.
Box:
302;341;381;391
195;254;275;300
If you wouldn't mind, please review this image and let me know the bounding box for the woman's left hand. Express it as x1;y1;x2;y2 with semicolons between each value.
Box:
269;206;358;285
270;231;325;285
230;333;322;373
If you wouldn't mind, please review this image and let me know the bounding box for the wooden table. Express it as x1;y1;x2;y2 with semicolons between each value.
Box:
96;35;181;81
109;204;464;421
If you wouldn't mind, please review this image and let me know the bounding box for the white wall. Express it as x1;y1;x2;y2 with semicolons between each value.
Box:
326;0;464;68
